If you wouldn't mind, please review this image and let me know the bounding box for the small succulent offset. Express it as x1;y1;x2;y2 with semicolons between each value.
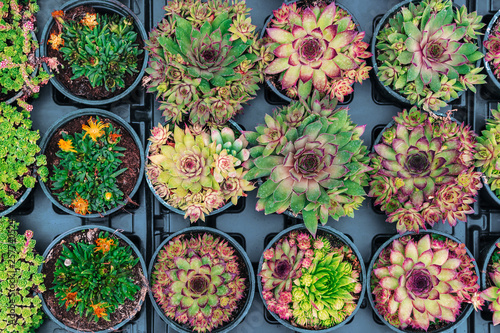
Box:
244;92;371;236
480;242;500;325
49;10;141;92
50;117;127;215
0;217;45;332
371;234;481;331
152;232;247;333
369;107;481;234
484;20;500;80
376;0;485;112
145;0;268;127
260;230;362;329
0;0;59;111
0;102;47;210
475;105;500;197
52;231;141;322
147;122;254;222
264;1;371;101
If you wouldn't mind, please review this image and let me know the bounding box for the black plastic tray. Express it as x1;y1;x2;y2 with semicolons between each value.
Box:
17;0;500;332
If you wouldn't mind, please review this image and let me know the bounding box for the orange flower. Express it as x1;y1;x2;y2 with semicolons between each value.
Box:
70;194;89;215
80;13;98;30
94;237;115;253
108;133;121;144
52;10;65;24
62;291;81;308
48;33;64;51
90;302;108;319
82;117;109;142
58;138;76;153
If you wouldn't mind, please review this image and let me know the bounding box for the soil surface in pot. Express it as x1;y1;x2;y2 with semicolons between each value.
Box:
47;6;145;100
41;228;148;331
44;115;141;214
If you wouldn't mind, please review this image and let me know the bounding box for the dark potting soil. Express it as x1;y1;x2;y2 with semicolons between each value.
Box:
44;115;141;214
46;6;145;100
0;169;32;214
41;227;148;332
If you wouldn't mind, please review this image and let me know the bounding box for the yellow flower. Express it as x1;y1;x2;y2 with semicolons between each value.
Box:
82;117;109;142
90;302;108;319
104;192;113;201
70;194;89;215
94;238;115;253
48;33;64;50
58;139;77;153
80;13;98;30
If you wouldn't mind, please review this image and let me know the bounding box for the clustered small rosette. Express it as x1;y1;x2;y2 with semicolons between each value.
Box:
152;233;247;333
480;242;500;325
475;105;500;198
371;234;482;331
376;0;485;112
259;230;362;329
264;1;371;101
484;20;500;80
145;0;269;127
147;122;254;222
244;92;371;236
369;107;482;234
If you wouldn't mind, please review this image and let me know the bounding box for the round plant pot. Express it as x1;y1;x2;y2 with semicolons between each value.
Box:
40;0;148;105
38;225;148;333
371;0;465;109
480;177;500;208
260;0;361;103
148;226;255;333
0;185;33;217
367;230;479;333
38;108;144;217
257;224;366;332
483;9;500;96
145;120;244;219
481;236;500;323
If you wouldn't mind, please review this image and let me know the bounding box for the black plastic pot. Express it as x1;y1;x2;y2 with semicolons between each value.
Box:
370;0;465;109
38;225;148;333
39;0;148;105
260;0;361;104
367;230;479;333
480;235;500;324
38;108;145;218
482;9;500;97
148;226;255;333
145;120;245;219
257;224;366;332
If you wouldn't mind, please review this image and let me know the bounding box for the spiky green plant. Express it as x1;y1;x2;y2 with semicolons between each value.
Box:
369;107;481;234
264;1;371;101
371;234;480;331
480;242;500;325
0;217;45;333
244;92;371;236
152;232;247;333
376;0;485;112
145;0;268;127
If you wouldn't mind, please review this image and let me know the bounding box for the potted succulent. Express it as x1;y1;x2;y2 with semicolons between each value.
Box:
368;107;481;234
40;0;148;104
39;109;144;217
482;9;500;95
39;225;148;332
258;224;365;330
244;92;371;236
144;0;266;127
480;240;500;326
0;216;45;332
475;104;500;206
146;121;254;222
368;231;482;332
149;226;254;332
262;0;371;102
372;0;485;112
0;102;48;216
0;0;59;111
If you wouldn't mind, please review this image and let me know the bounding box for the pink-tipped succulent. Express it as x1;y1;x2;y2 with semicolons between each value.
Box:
371;234;480;331
481;242;500;325
376;0;485;112
485;20;500;80
152;233;247;333
369;107;481;233
264;1;371;100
